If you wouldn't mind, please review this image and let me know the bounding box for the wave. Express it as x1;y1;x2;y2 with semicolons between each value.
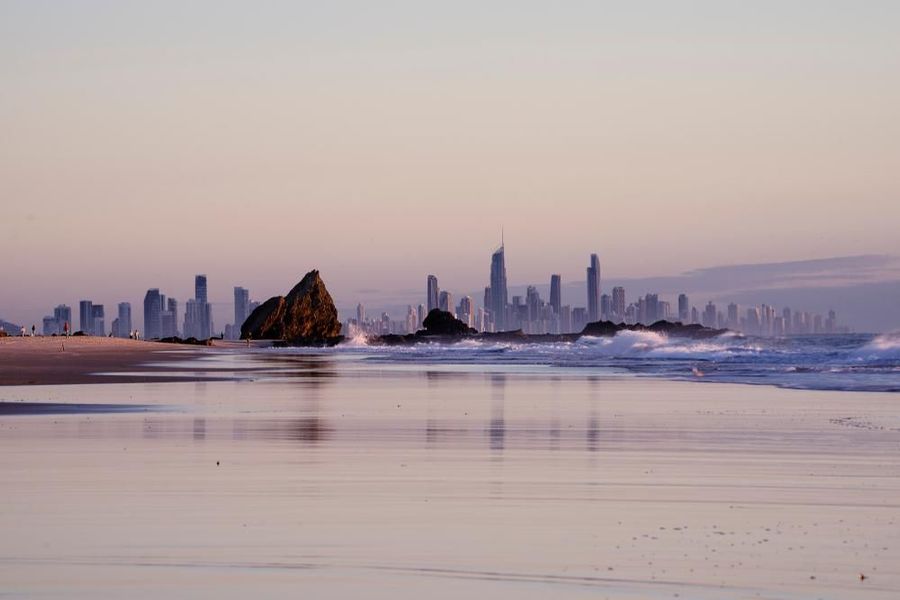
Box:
853;331;900;361
265;331;899;392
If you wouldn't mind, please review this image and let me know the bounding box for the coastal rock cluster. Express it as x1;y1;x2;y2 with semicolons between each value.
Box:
373;309;728;346
241;270;342;345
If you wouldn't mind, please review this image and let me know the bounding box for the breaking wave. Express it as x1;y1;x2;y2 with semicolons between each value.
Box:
271;331;900;393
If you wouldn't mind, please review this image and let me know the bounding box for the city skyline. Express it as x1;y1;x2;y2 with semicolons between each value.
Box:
3;251;900;336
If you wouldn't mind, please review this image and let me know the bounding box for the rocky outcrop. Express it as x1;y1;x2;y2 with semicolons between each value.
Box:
421;309;477;336
580;320;728;339
368;319;728;346
241;270;342;345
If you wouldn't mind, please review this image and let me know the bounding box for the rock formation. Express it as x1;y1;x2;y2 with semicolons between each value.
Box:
421;309;477;336
241;270;342;345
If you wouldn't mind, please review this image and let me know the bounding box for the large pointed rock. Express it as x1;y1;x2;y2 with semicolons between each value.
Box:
240;270;342;344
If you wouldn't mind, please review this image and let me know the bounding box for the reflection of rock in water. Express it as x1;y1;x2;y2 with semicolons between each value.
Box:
193;417;206;441
232;417;327;444
586;413;599;452
489;374;506;451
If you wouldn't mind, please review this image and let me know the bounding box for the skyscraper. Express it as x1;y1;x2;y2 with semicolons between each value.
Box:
195;275;208;305
439;290;453;313
612;287;626;322
427;275;440;312
458;296;473;327
600;294;611;320
586;253;601;322
79;300;93;335
117;302;132;338
490;244;508;331
678;294;689;322
234;287;250;329
143;289;162;339
549;274;561;315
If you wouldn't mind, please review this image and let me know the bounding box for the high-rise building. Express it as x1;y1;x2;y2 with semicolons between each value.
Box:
586;253;601;322
490;245;508;331
91;305;105;336
356;303;366;324
612;287;626;322
143;289;163;340
79;300;93;335
117;302;132;338
439;290;453;313
644;293;659;323
691;306;700;324
549;274;561;315
678;294;689;323
162;298;178;338
600;294;611;320
727;303;739;330
417;304;426;330
406;305;418;334
525;286;541;326
427;275;440;313
458;296;473;327
195;275;208;305
54;305;72;329
234;287;250;330
657;300;670;321
702;302;717;328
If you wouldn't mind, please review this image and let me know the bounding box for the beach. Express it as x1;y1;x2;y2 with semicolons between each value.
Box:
0;336;246;386
0;343;898;598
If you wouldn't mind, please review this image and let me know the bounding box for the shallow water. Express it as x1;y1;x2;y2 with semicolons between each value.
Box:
1;353;899;598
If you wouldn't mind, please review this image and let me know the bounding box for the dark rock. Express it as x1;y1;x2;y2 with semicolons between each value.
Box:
157;336;214;346
421;309;477;336
580;319;727;339
241;270;342;344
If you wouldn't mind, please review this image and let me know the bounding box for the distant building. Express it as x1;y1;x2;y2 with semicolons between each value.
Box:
439;290;453;314
586;254;601;322
427;275;440;313
490;244;508;331
79;300;94;335
702;302;718;328
116;302;132;338
549;274;561;315
234;286;250;333
457;296;473;327
600;294;611;321
678;294;689;323
91;304;105;336
143;289;163;339
612;287;626;322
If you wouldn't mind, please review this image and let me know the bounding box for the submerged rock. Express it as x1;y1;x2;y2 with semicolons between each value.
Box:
241;270;342;345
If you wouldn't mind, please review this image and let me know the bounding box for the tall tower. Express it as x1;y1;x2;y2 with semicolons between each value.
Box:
143;289;162;340
234;286;250;328
549;274;561;314
426;275;440;312
195;275;208;305
490;242;508;331
678;294;689;322
586;253;601;322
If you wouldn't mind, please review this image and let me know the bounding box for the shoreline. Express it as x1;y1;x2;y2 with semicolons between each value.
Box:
0;336;233;386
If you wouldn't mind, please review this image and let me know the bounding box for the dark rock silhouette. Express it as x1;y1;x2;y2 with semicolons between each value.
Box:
422;309;477;336
581;320;727;339
369;318;727;346
241;270;342;345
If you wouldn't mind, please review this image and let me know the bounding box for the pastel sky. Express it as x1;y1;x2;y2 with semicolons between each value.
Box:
2;1;899;327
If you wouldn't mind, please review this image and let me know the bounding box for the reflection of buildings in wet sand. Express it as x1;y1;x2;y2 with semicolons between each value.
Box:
489;374;505;452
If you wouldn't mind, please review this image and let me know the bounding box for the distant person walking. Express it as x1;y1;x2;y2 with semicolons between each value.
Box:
63;321;70;337
20;326;26;337
31;324;36;337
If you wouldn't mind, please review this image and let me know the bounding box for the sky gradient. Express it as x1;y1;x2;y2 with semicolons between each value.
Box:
2;1;898;328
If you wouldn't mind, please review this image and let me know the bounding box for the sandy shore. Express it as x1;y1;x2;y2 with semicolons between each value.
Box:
0;336;221;385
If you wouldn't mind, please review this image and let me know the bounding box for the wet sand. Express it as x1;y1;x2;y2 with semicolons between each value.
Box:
0;353;898;598
0;337;238;385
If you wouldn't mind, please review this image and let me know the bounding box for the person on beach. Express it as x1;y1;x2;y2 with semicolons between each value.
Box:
31;324;36;337
20;326;26;337
63;321;70;337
